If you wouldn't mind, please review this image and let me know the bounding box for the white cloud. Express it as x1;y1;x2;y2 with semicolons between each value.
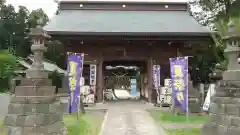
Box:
6;0;57;18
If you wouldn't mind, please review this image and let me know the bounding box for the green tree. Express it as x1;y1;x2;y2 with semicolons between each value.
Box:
28;8;49;28
45;40;66;69
0;4;17;50
13;6;31;57
188;0;240;83
0;50;18;91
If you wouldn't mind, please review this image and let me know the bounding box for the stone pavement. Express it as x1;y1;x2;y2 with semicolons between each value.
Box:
97;100;166;135
0;95;10;120
162;123;203;129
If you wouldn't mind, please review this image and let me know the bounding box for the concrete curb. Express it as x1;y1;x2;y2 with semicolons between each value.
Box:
98;110;109;135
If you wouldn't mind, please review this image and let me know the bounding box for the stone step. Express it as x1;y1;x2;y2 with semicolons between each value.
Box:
20;78;52;86
15;86;56;96
7;102;62;115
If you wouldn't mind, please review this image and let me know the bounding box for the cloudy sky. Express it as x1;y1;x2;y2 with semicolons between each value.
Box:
6;0;190;18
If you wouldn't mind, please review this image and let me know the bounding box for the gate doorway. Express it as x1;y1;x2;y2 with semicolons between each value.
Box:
103;60;147;101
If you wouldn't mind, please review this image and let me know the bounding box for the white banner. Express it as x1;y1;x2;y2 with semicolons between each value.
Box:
90;64;97;85
153;65;161;104
203;84;216;111
160;79;172;104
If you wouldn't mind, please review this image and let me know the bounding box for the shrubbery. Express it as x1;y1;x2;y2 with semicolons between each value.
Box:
0;51;18;92
48;70;64;93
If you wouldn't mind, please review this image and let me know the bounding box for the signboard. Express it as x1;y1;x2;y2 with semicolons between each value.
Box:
89;64;97;104
81;86;95;104
90;64;97;85
169;57;188;112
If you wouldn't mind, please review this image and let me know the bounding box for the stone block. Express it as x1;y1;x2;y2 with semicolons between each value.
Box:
20;78;52;86
21;104;37;114
225;126;240;135
47;121;65;134
4;114;18;126
225;104;240;116
220;115;233;126
188;99;201;113
218;125;228;135
209;114;220;123
35;104;50;113
8;103;22;114
59;99;69;114
10;96;27;104
231;116;240;126
16;115;37;127
209;102;219;114
21;126;39;135
219;104;226;115
25;96;56;104
201;122;217;135
49;102;62;113
58;88;68;94
15;86;55;96
1;125;12;135
49;113;62;124
26;69;49;79
1;125;22;135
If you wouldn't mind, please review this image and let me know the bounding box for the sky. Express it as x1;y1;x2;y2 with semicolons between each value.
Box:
6;0;190;18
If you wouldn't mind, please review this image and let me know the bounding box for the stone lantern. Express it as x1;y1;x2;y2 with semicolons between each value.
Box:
26;19;50;78
209;64;223;82
201;21;240;135
1;20;68;135
222;20;240;81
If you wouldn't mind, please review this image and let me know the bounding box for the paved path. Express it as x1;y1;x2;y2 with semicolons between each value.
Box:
162;123;203;129
99;101;166;135
0;95;10;120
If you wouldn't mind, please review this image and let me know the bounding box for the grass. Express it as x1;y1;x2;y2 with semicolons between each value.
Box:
63;112;104;135
166;129;201;135
150;110;208;124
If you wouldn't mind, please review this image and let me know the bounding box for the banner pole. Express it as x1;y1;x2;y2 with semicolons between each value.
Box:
66;52;71;115
77;53;85;121
186;56;189;122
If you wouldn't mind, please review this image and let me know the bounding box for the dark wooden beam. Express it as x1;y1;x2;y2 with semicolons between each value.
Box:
51;35;213;43
59;1;188;11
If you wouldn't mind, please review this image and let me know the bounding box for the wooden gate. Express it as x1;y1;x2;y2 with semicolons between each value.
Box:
104;75;131;90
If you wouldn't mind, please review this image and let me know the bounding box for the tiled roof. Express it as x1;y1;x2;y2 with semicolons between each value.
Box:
44;10;211;36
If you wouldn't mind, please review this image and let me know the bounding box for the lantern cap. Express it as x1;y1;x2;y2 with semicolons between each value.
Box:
223;20;240;40
29;28;50;38
28;19;51;39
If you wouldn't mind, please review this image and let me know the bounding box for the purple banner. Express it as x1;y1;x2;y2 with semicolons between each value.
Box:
67;53;84;113
153;65;161;104
170;57;188;112
152;65;158;90
152;65;161;90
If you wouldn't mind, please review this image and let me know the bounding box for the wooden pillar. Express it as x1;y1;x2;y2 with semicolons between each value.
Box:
96;59;103;102
147;57;153;102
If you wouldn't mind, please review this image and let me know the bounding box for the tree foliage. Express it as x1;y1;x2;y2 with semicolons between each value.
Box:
188;0;240;83
0;2;64;65
0;2;65;91
0;50;18;91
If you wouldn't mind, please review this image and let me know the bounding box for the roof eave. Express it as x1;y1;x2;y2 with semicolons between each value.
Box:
59;0;187;5
45;31;213;37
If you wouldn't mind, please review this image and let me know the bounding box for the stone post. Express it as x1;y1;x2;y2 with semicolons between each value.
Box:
1;20;68;135
58;75;70;114
201;21;240;135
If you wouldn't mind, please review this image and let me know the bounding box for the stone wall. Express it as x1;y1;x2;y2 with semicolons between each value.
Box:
202;80;240;135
